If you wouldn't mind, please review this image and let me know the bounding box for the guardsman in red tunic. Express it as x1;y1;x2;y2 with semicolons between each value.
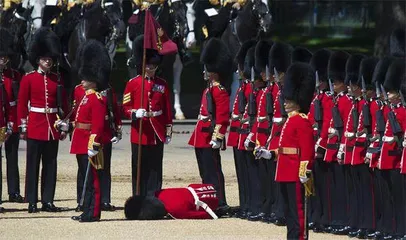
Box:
365;57;394;239
0;28;17;212
262;42;293;225
124;184;220;220
256;62;316;240
122;34;173;197
0;28;24;205
322;51;351;232
379;59;406;238
71;83;122;212
59;40;110;222
228;39;256;219
349;57;379;238
252;40;276;223
307;49;333;232
188;38;231;212
18;27;68;213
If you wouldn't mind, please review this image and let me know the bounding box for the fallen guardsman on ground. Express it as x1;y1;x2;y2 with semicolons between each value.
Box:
124;184;224;220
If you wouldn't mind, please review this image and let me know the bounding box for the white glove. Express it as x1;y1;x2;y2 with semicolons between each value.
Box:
300;170;312;183
244;133;254;150
134;109;147;119
186;32;196;48
337;144;345;162
164;136;171;144
210;140;221;149
403;140;406;148
111;136;120;144
55;120;69;132
6;122;13;135
254;147;273;160
87;149;98;158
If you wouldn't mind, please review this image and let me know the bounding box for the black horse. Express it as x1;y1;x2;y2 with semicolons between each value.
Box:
221;0;272;67
126;0;188;83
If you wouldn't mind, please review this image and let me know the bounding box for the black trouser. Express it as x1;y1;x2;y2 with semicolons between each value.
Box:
280;181;308;240
25;138;58;204
348;165;359;228
319;162;333;226
389;169;405;235
77;143;112;204
132;141;164;197
378;170;395;234
195;147;227;207
245;151;261;214
233;147;249;211
77;154;101;220
330;162;348;227
259;158;273;215
373;169;384;232
356;164;375;230
5;133;20;195
309;157;326;225
268;158;284;219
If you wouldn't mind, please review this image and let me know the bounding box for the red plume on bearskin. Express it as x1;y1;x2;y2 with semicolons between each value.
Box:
0;28;15;57
357;57;379;88
28;27;61;67
292;47;312;64
345;54;365;86
283;62;315;114
200;38;233;80
384;58;405;92
76;39;111;91
268;42;293;73
254;40;273;71
372;57;395;87
390;28;405;58
328;50;350;82
124;195;167;220
310;49;332;83
236;39;257;69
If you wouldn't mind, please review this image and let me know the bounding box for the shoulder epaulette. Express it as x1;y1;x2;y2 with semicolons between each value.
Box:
299;113;308;119
25;71;35;76
129;75;141;82
325;91;334;97
95;92;103;100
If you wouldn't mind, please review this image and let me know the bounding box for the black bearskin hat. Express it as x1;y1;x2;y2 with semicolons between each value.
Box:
310;49;332;83
0;28;15;57
328;50;350;82
384;59;405;92
357;57;379;89
283;62;315;114
390;28;405;58
28;27;61;68
124;195;167;220
255;40;273;71
200;38;233;80
345;54;365;85
76;39;111;91
372;57;394;87
236;39;257;69
292;47;312;63
243;47;261;80
132;34;163;68
269;42;293;73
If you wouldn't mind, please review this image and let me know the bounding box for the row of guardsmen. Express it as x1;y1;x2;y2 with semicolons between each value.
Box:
213;27;404;240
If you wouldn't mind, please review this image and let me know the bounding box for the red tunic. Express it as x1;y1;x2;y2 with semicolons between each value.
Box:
343;97;364;165
71;85;122;145
0;70;12;131
70;89;106;154
17;70;68;141
2;68;21;132
155;184;219;219
324;92;352;162
254;83;279;147
266;90;286;151
189;82;230;148
227;80;247;147
275;113;315;182
379;104;405;170
367;100;386;168
122;76;172;145
236;83;252;150
243;85;266;150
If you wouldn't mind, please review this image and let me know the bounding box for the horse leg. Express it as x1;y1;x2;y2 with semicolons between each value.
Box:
125;29;138;78
173;53;185;120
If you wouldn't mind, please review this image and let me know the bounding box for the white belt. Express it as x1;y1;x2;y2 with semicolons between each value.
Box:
257;116;268;122
344;132;355;138
231;114;240;121
273;117;283;123
9;101;16;107
145;110;162;117
198;114;210;121
328;128;336;134
383;136;394;142
30;107;58;113
186;187;218;219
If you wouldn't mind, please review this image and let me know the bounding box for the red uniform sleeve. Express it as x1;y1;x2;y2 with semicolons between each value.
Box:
212;86;230;142
122;81;133;119
17;75;30;126
299;117;315;170
88;94;107;151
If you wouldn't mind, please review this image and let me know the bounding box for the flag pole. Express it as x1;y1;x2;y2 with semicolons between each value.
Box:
136;9;148;196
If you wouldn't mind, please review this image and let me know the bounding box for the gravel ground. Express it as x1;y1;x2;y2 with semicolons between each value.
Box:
0;125;345;240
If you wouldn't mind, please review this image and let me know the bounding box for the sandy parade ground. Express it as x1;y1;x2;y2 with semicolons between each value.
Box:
0;124;346;240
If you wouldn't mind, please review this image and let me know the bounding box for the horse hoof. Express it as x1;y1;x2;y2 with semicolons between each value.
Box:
175;113;186;120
